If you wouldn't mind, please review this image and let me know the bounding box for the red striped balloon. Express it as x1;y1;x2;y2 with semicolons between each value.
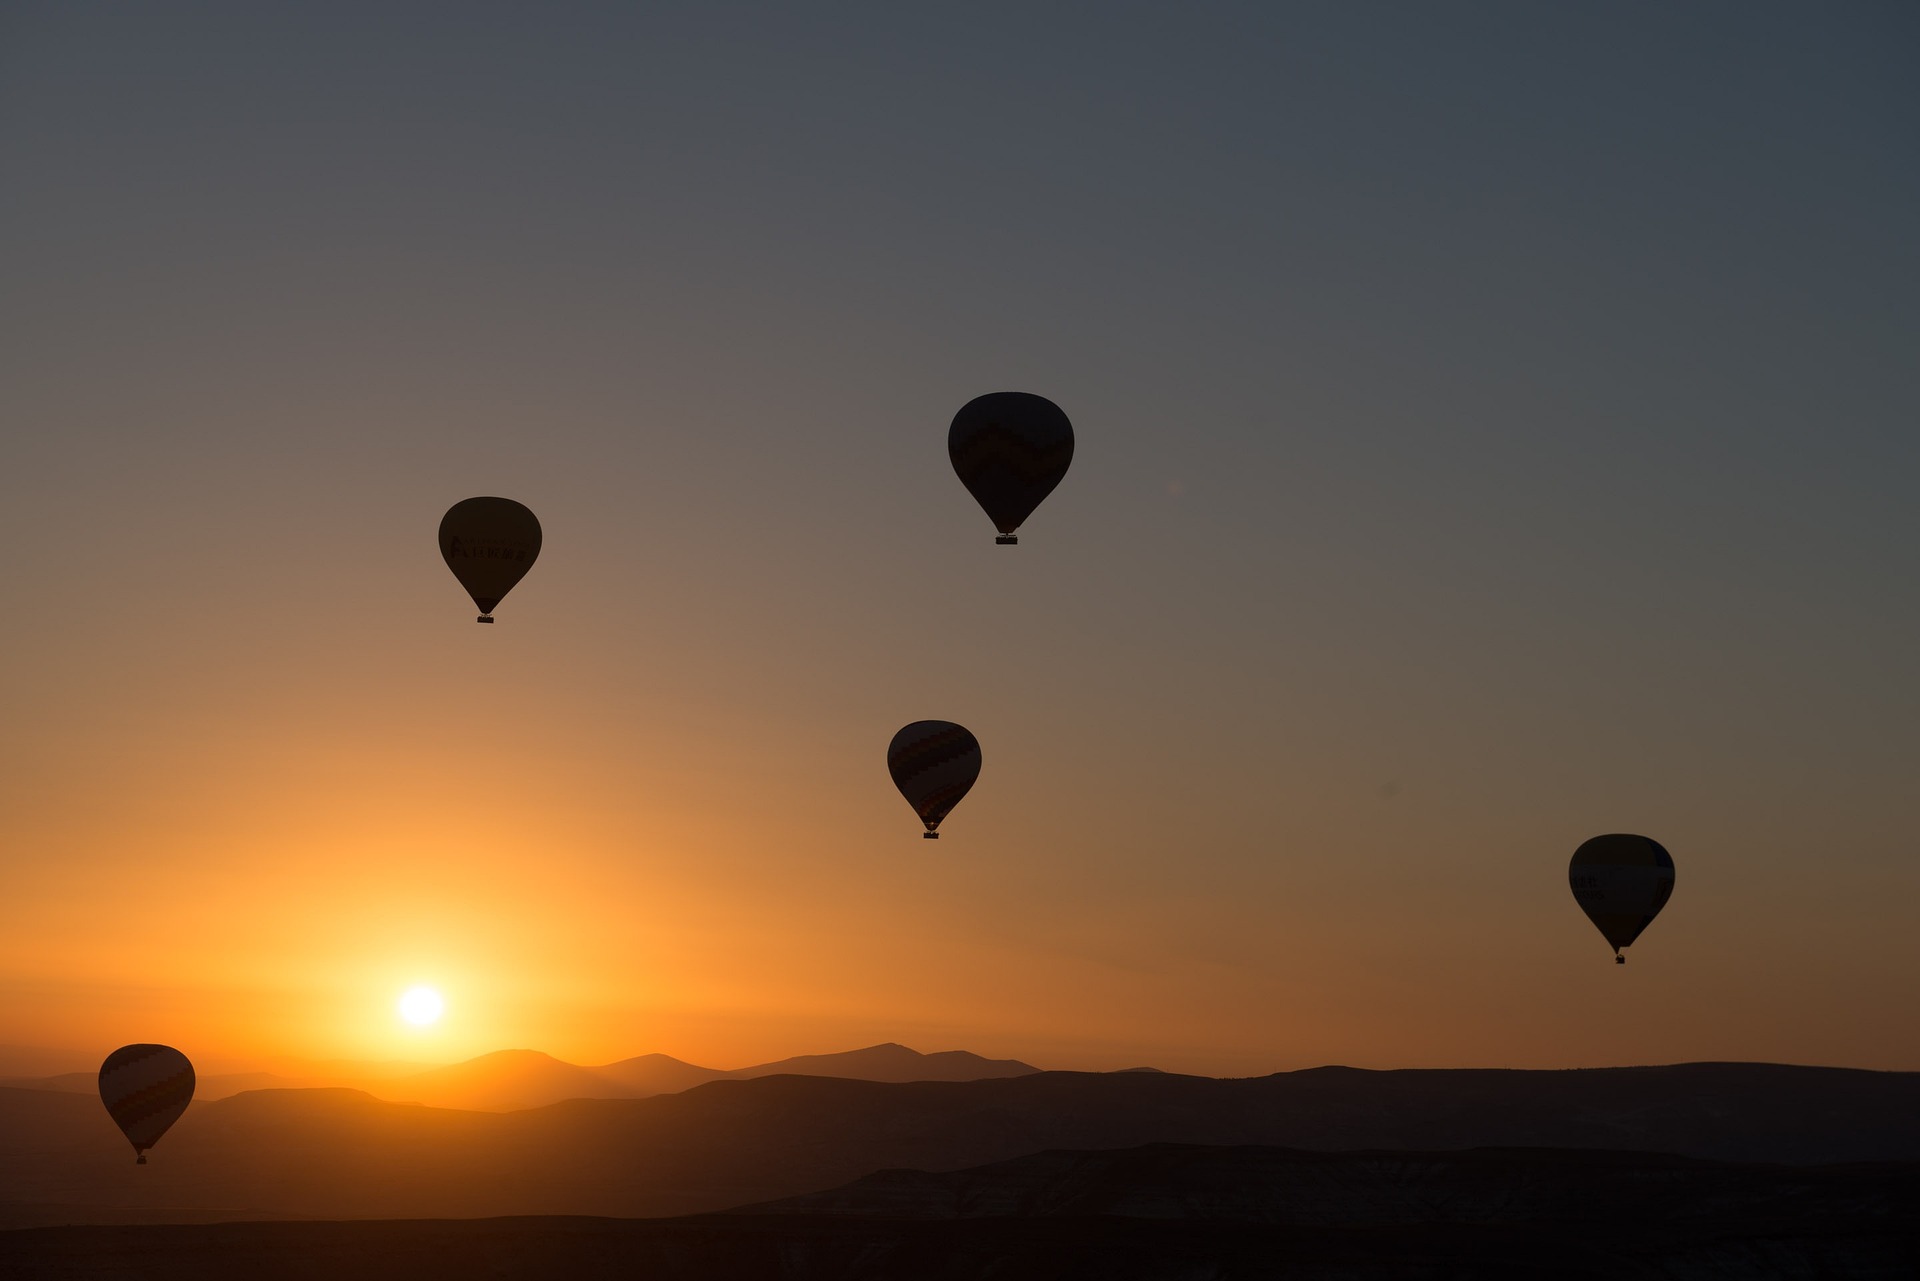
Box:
948;393;1074;544
887;721;982;838
98;1044;195;1163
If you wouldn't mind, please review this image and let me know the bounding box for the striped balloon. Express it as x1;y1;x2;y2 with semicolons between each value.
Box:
98;1044;195;1163
1569;834;1676;964
887;721;982;838
948;393;1074;544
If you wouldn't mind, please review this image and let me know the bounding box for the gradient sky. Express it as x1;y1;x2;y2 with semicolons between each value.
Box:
3;2;1916;1078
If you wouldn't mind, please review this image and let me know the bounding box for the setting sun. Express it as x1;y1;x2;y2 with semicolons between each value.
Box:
397;987;444;1027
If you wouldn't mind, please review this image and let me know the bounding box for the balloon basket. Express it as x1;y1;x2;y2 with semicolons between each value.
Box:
1615;955;1625;965
477;615;494;624
136;1154;147;1165
923;831;940;839
996;535;1018;544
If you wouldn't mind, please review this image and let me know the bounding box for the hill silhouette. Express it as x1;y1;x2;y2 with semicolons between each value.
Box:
592;1052;727;1097
374;1043;1037;1111
3;1062;1918;1227
740;1140;1920;1225
4;1143;1914;1278
722;1043;1039;1085
2;1056;436;1103
381;1050;640;1112
1;1069;359;1102
4;1043;1040;1114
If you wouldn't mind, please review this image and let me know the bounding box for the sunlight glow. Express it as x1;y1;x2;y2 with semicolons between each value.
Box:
398;986;444;1026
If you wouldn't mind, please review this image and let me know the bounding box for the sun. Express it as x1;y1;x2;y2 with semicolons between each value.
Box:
397;986;445;1026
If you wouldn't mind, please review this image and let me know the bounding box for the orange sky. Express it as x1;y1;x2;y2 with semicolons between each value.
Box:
4;4;1917;1078
5;531;1915;1076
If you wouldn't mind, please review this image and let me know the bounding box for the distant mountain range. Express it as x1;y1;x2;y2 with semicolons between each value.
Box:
0;1043;1042;1112
392;1042;1041;1112
2;1061;1917;1228
4;1143;1915;1279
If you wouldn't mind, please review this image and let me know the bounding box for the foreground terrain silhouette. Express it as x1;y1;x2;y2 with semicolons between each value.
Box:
4;1061;1918;1227
4;1143;1915;1279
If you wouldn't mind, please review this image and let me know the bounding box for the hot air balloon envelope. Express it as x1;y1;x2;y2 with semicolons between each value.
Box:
887;721;981;837
99;1044;195;1163
439;497;542;622
948;393;1073;543
1569;833;1674;962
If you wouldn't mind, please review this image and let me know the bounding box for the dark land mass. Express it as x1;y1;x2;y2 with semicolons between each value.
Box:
4;1144;1915;1279
2;1062;1917;1226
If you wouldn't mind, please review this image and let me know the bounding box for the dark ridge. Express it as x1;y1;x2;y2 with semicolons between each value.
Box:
4;1143;1915;1279
5;1063;1918;1226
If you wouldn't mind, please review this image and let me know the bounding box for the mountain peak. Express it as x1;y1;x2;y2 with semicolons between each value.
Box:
729;1043;1041;1084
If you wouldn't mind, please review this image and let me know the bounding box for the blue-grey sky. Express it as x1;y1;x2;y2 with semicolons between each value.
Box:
2;2;1916;1073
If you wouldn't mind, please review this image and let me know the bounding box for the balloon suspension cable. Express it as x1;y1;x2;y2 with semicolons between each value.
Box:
996;534;1018;545
477;615;494;624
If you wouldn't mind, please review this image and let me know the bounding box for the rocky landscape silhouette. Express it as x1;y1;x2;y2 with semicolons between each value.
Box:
4;1140;1916;1278
5;1050;1919;1261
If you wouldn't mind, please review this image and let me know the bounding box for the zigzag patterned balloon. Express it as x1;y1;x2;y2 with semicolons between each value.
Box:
1569;834;1676;964
98;1043;195;1163
948;393;1074;544
887;721;982;838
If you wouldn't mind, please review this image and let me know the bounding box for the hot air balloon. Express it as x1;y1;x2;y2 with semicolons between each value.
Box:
1569;834;1675;964
887;721;981;838
439;497;542;623
948;392;1074;544
98;1044;194;1164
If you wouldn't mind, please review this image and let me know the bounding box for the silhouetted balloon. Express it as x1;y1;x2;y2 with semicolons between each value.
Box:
887;721;981;839
1569;834;1675;964
948;393;1073;544
439;497;542;623
98;1044;194;1164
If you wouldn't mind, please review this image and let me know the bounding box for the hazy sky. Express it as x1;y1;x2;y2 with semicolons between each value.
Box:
3;2;1916;1077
